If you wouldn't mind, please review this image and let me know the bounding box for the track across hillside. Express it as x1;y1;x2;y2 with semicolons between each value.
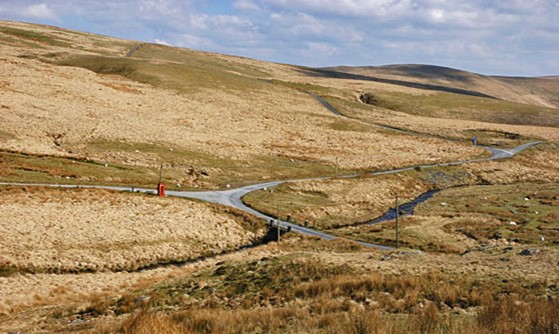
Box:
0;89;543;249
0;140;540;249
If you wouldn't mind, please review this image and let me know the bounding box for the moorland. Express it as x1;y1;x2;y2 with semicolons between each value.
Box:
1;20;558;333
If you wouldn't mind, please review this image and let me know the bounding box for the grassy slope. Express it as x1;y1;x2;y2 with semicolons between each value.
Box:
329;64;559;109
2;21;559;334
25;237;559;333
320;94;550;147
364;90;559;128
2;21;558;189
0;23;345;188
55;44;270;93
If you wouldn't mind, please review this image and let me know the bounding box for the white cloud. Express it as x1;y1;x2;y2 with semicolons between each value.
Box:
428;8;445;23
268;11;364;43
0;0;557;75
139;0;180;16
264;0;415;18
153;38;170;45
305;41;338;56
22;3;59;21
233;0;260;11
176;33;215;49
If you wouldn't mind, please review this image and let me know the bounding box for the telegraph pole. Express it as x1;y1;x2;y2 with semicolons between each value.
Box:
395;195;399;248
157;164;166;197
276;203;280;246
335;157;339;177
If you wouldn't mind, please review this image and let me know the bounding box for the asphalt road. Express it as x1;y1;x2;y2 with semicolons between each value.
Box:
0;140;540;250
169;141;540;247
0;88;542;249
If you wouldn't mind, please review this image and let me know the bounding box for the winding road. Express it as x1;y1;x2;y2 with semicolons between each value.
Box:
169;141;540;246
0;140;541;250
0;92;542;249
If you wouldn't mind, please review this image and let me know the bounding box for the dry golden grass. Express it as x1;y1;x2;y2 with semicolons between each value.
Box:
52;241;559;333
331;64;559;109
2;21;559;334
122;311;192;334
105;295;558;334
0;187;264;274
244;173;431;229
463;145;559;184
2;234;558;333
1;20;485;187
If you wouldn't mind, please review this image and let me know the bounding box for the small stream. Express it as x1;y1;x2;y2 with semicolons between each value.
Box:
368;190;439;225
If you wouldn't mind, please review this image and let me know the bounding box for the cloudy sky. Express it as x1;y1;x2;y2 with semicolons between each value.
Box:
1;0;558;76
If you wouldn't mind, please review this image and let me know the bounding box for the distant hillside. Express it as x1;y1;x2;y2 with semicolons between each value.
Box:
325;64;559;108
1;20;558;190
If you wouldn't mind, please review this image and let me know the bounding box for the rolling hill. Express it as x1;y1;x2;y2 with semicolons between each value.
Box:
1;20;558;191
326;64;559;108
1;20;559;334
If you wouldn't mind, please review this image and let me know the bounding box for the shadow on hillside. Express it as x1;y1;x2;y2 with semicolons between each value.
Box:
376;64;476;82
298;67;497;99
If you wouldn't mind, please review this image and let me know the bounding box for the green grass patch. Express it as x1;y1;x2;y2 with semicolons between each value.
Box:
416;183;559;244
0;33;45;49
322;93;547;145
0;151;160;188
93;40;138;54
87;140;339;189
1;139;339;190
55;44;272;93
0;26;70;47
243;183;336;222
87;140;227;167
133;44;270;78
365;91;559;128
268;79;334;96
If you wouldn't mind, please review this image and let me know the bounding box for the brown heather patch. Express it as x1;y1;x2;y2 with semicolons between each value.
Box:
1;22;486;189
0;187;265;275
244;173;432;230
79;250;559;334
2;21;559;334
3;235;559;332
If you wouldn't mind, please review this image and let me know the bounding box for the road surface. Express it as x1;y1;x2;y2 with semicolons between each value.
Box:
0;140;540;250
0;91;543;248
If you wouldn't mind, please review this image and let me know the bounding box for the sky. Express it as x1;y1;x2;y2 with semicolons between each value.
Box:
1;0;558;76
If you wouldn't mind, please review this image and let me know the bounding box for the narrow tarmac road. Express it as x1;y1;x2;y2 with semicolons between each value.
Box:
0;90;542;248
0;141;540;249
